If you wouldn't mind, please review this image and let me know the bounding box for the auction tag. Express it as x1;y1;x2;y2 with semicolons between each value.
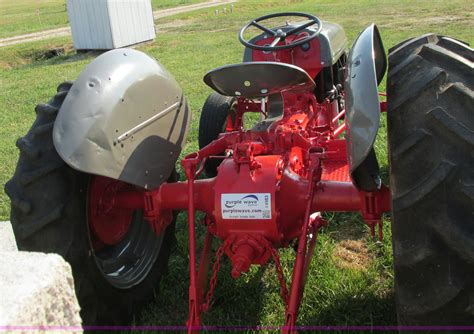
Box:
221;193;271;220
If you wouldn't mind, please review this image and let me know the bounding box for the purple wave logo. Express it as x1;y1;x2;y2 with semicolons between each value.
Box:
224;194;259;208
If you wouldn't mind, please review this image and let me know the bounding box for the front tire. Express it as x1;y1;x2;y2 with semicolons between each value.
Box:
4;83;176;325
387;35;473;326
198;92;236;176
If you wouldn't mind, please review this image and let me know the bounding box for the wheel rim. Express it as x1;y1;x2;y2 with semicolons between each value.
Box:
87;175;165;289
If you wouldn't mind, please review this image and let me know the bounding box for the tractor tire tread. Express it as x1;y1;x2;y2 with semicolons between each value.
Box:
390;129;429;161
388;60;446;112
31;122;55;137
436;37;473;61
427;106;474;146
15;137;40;160
388;33;439;64
35;103;59;116
19;160;65;186
392;160;455;211
388;34;474;326
4;181;32;214
16;205;65;240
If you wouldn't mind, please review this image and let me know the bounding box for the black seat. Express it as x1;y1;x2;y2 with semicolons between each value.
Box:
203;62;315;98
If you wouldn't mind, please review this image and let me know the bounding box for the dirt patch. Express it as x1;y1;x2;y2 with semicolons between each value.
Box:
0;61;12;70
330;220;371;271
333;239;370;271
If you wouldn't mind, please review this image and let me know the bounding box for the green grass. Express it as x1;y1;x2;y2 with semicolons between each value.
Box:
0;0;207;39
0;0;67;39
1;0;473;330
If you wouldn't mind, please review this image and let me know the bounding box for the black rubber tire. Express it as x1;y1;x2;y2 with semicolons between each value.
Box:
4;83;176;325
198;92;236;177
387;35;474;326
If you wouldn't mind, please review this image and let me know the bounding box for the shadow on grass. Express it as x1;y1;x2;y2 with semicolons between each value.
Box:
137;213;267;329
300;290;396;328
137;214;396;331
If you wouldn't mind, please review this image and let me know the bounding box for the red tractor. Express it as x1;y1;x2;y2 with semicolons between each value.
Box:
5;11;473;332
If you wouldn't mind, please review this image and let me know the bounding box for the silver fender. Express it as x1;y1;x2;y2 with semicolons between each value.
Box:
53;49;190;189
344;24;386;189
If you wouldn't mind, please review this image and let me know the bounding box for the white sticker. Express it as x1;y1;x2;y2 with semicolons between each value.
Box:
221;193;272;220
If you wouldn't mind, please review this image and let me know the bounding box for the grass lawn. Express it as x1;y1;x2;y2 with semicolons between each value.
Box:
0;0;206;39
1;0;473;330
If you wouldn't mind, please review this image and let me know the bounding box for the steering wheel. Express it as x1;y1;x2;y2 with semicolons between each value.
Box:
239;12;322;52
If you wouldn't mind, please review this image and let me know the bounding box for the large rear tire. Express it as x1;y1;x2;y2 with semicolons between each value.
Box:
387;35;474;325
4;83;176;325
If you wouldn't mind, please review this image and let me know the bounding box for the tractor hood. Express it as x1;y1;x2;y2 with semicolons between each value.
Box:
53;49;190;189
344;24;386;190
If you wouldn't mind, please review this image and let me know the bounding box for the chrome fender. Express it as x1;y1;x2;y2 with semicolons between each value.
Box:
344;24;386;190
53;49;190;189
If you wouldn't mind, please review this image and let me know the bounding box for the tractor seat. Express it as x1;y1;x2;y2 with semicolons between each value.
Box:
203;62;315;98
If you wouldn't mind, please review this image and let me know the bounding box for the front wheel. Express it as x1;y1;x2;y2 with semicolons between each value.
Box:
198;92;236;177
4;83;176;324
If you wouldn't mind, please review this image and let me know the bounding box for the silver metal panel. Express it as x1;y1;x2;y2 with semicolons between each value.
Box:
318;21;348;66
344;24;386;175
204;62;315;98
53;49;190;189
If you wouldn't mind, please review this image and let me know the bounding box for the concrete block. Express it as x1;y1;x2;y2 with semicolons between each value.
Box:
0;251;82;332
0;221;17;252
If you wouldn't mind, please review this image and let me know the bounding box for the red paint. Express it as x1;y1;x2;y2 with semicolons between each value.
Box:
252;33;323;78
88;176;136;248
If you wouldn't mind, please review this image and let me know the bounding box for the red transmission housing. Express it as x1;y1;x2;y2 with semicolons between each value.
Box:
192;87;348;275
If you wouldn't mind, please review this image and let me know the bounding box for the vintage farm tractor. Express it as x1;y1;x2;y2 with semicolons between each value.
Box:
6;11;473;331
